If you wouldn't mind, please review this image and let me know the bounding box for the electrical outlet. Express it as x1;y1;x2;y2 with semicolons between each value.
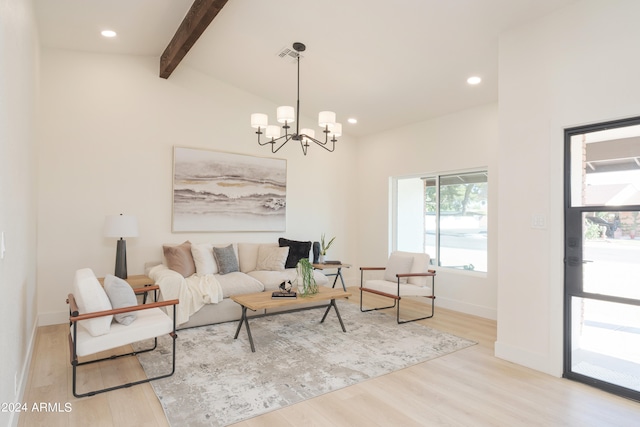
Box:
531;214;547;229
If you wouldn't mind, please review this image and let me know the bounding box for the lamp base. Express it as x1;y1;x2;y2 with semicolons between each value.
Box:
115;239;128;279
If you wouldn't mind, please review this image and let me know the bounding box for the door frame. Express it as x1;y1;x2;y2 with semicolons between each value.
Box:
563;116;640;401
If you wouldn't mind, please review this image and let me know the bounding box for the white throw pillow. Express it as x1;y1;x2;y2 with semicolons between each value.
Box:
191;243;216;275
383;253;414;283
72;268;113;336
103;274;138;326
256;245;289;271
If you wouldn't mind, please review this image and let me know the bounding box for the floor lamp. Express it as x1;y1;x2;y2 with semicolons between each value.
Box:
104;214;139;279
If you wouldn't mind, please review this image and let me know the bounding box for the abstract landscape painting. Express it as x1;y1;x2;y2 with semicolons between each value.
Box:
173;147;286;232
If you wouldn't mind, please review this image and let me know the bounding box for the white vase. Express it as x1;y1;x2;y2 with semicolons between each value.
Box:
318;254;325;264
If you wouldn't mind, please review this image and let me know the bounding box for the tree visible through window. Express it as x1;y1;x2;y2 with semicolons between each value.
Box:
395;171;488;272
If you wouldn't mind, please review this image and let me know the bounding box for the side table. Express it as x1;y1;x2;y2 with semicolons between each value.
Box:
312;263;351;292
98;274;157;304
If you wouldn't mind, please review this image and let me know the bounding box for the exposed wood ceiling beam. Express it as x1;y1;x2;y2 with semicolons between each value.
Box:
159;0;229;79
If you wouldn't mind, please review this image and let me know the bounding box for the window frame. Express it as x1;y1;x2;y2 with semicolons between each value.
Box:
391;168;488;273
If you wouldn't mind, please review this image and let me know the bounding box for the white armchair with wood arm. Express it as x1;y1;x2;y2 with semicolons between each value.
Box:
359;251;436;324
67;268;179;398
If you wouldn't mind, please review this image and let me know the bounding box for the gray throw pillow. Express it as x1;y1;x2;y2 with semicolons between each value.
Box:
212;244;239;274
103;274;137;326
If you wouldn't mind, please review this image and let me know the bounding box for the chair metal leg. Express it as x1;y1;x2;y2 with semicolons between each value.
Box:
396;275;436;324
71;305;178;398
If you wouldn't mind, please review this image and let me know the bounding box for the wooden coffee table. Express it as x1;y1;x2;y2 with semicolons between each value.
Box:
231;286;352;352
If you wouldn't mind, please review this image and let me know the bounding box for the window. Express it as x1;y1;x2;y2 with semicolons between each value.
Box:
394;171;488;272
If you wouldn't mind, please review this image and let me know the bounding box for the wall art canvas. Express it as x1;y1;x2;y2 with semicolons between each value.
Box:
172;147;286;232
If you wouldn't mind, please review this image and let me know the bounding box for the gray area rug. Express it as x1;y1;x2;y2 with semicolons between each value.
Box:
137;301;475;426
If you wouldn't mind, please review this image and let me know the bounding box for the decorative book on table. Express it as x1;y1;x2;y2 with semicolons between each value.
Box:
323;260;341;264
272;291;297;299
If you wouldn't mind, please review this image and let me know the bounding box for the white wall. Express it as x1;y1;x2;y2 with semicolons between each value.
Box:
356;103;499;319
497;0;640;375
37;49;358;324
0;0;39;424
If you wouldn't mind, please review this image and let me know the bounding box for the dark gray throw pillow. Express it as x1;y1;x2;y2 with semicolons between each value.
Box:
279;238;312;269
212;244;239;274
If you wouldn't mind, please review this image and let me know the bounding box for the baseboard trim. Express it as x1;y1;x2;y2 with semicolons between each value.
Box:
494;340;562;377
38;310;68;326
436;296;497;320
11;320;38;427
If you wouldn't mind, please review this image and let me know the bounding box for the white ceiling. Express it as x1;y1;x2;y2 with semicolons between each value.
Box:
33;0;577;137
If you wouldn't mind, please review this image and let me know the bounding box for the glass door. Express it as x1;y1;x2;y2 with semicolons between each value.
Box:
564;118;640;400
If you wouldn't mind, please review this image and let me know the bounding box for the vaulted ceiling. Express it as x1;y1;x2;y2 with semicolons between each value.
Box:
33;0;577;137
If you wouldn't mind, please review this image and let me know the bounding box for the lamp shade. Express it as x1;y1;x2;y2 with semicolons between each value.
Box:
277;106;295;123
250;113;268;129
266;125;281;139
330;122;342;138
318;111;336;128
104;214;139;238
300;128;315;142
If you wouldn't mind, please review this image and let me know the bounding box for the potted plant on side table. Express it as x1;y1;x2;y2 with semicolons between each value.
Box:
319;233;335;263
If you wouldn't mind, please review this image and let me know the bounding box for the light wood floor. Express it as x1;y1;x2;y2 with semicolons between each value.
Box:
19;288;640;426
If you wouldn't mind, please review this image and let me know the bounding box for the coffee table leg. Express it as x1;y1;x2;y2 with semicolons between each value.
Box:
321;299;347;332
234;306;256;352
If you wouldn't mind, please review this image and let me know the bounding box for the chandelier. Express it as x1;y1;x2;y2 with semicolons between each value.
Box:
250;42;341;156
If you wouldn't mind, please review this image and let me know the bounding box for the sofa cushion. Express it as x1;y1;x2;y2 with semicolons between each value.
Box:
237;243;277;273
247;269;298;291
213;244;239;274
216;272;264;298
73;268;113;337
383;252;414;283
103;274;138;326
163;241;196;277
256;245;289;271
278;238;312;268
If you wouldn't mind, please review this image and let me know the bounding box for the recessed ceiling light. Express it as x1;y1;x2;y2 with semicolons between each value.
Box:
348;118;357;124
101;30;117;38
467;76;482;85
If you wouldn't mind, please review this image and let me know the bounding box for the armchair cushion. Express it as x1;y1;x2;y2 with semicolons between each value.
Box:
395;251;432;286
103;274;137;326
72;268;113;337
364;279;434;297
383;252;414;283
72;306;173;357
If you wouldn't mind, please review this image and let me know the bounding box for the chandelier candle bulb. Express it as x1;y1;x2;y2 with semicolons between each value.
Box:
318;111;336;128
277;106;295;123
251;113;268;129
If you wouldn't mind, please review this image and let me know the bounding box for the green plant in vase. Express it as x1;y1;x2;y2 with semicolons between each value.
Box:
297;258;318;296
320;233;336;263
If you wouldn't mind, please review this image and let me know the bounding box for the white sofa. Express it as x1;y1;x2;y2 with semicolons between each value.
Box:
147;241;328;329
